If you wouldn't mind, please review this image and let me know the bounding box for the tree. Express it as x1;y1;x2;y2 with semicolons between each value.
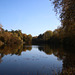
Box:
43;30;53;41
50;0;75;37
23;34;27;42
27;34;32;41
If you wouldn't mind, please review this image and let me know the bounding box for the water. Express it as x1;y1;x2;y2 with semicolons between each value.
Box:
0;45;75;75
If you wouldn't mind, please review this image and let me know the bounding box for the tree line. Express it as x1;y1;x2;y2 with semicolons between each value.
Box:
32;0;75;47
49;0;75;46
32;28;75;47
0;24;32;46
33;0;75;47
0;24;74;47
0;0;75;47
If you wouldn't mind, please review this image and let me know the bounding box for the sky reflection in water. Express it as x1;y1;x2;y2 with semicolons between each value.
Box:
0;45;64;75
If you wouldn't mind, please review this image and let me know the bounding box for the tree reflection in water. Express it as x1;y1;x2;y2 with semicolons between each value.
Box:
0;44;75;75
38;44;75;74
0;44;32;63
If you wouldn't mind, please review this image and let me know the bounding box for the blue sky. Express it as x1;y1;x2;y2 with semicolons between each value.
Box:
0;0;60;36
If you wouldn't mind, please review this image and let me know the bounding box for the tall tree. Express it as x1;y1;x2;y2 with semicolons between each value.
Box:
50;0;75;37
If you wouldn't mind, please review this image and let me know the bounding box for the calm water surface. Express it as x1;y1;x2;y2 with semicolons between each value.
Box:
0;45;75;75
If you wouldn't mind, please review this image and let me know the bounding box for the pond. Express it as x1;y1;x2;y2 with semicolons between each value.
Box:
0;44;75;75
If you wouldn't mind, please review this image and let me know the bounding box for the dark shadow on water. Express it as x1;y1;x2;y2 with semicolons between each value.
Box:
38;44;75;74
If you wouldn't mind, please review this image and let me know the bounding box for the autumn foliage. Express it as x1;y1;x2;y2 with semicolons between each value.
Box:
0;25;32;46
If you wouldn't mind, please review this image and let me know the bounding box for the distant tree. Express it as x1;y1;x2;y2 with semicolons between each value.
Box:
5;30;8;32
38;34;43;40
23;34;27;42
11;30;15;33
43;30;53;41
27;34;32;41
26;34;32;44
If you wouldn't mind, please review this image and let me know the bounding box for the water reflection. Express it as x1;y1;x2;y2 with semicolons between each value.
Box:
0;44;32;63
0;44;75;75
38;44;75;74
